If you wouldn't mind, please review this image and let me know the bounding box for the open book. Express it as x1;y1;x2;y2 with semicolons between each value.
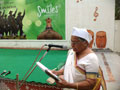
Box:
36;62;60;81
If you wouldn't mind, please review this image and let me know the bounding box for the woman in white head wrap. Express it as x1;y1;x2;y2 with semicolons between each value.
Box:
52;27;104;90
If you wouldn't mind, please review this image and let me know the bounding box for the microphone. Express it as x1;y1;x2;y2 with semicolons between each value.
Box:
3;71;11;76
0;70;7;75
45;44;67;49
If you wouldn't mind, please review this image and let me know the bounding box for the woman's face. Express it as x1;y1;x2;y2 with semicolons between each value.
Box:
71;36;87;53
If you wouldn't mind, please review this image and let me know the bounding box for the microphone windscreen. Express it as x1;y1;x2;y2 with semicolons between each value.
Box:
0;70;7;75
3;70;7;72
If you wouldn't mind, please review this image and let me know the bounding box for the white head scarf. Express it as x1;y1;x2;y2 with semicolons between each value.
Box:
72;27;92;43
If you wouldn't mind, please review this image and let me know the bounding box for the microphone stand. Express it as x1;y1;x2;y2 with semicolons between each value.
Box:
19;46;51;88
16;74;19;90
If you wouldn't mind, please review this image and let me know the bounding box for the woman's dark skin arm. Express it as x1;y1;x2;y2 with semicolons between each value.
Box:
56;77;97;90
52;68;97;90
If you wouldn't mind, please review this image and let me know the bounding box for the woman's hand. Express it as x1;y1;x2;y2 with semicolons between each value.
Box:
56;77;70;88
51;70;60;75
51;69;64;75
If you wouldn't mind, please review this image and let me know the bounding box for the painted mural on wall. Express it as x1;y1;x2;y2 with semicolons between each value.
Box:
96;31;107;49
87;30;94;48
37;18;62;40
87;30;107;49
74;0;108;49
0;0;65;40
93;7;99;21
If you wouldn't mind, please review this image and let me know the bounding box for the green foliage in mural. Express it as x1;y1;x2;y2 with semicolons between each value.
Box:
0;0;65;40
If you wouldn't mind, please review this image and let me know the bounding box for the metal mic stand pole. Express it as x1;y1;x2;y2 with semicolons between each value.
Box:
16;74;19;90
19;46;51;88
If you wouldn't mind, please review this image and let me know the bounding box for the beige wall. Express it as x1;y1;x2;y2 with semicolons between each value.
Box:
66;0;115;50
0;0;116;50
114;20;120;52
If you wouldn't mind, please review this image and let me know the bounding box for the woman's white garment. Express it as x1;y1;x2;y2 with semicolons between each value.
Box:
63;49;99;90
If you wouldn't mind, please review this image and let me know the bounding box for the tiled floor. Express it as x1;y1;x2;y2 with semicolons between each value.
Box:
96;51;120;90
